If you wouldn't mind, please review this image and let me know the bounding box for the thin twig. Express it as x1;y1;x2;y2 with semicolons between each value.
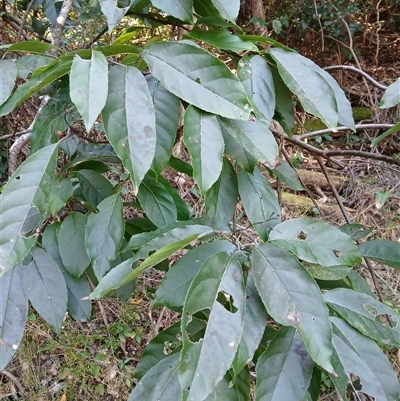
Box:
324;65;388;90
16;0;36;42
0;370;26;398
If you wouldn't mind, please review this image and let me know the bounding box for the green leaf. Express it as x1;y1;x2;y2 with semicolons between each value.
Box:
8;41;61;54
146;75;181;175
151;0;193;22
102;65;156;192
137;174;177;227
233;271;268;375
58;212;90;279
269;218;362;267
154;240;236;310
324;288;400;347
99;0;128;30
339;223;372;241
372;121;400;147
379;77;400;109
0;60;72;117
220;122;256;172
30;99;69;153
179;253;245;401
205;158;238;225
77;169;114;208
142;42;252;120
0;60;17;106
184;28;258;52
271;160;304;191
346;270;374;297
359;239;400;269
238;167;281;240
0;143;58;275
270;49;343;130
184;106;224;194
90;224;215;299
48;178;73;216
15;55;52;79
128;353;181;401
255;327;314;401
331;317;399;401
251;243;334;373
85;194;124;280
238;55;275;122
70;50;108;132
210;0;239;21
219;118;279;168
0;265;28;370
21;247;67;333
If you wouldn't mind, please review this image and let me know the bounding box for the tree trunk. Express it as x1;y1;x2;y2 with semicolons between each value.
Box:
238;0;267;35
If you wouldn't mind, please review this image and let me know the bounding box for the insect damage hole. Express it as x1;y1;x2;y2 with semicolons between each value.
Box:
216;291;238;313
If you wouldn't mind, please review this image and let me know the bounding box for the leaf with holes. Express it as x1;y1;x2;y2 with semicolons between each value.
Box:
179;252;245;401
85;194;124;280
184;106;224;194
238;167;281;240
102;65;156;192
269;218;362;267
359;239;400;270
251;243;333;373
70;51;108;132
58;212;90;279
137;174;177;227
21;247;67;333
142;42;252;120
0;143;58;275
330;317;399;401
238;55;275;122
255;327;314;401
154;240;236;311
324;289;400;347
0;265;28;370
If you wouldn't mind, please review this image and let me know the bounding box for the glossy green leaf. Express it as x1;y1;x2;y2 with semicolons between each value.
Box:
85;194;124;280
238;55;275;122
270;49;341;130
30;99;68;153
251;243;333;373
0;60;17;106
48;178;73;216
220;122;257;172
210;0;239;21
137;174;177;227
331;317;399;401
151;0;193;22
179;253;245;401
102;65;156;192
58;212;90;279
238;167;281;240
77;169;114;208
272;160;304;190
41;224;92;322
0;265;28;370
8;41;61;54
379;77;400;108
21;247;67;333
142;42;252;120
146;75;181;175
233;271;268;375
0;143;58;275
184;106;224;194
255;327;313;401
219;118;278;168
205;158;238;225
359;239;400;269
324;289;400;347
184;28;258;52
154;240;236;310
0;60;72;117
70;51;108;132
269;218;362;267
90;224;215;299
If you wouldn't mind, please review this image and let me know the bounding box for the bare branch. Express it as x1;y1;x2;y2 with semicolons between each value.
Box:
51;0;74;47
16;0;36;42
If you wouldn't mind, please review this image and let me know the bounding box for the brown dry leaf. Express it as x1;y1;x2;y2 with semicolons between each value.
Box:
60;394;67;401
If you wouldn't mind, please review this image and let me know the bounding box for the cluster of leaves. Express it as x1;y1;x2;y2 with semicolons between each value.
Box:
1;1;400;400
